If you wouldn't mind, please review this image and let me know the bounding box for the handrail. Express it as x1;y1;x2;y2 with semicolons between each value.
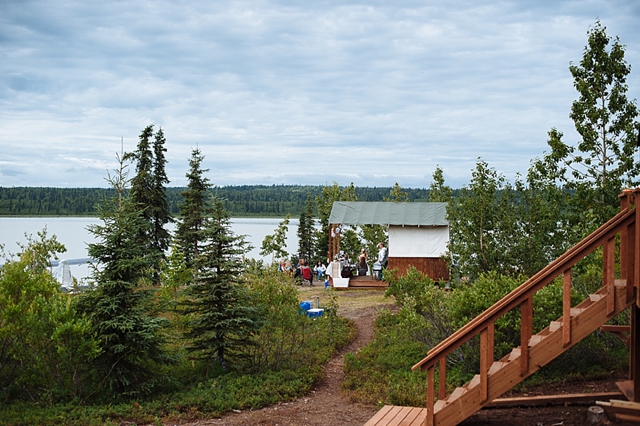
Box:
412;205;636;372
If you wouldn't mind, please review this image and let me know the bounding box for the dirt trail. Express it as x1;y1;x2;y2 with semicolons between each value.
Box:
179;289;390;426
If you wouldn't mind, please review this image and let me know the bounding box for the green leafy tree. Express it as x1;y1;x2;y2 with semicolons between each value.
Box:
260;214;290;262
297;194;316;262
543;20;639;225
175;148;212;268
512;161;571;276
356;182;409;266
314;182;357;261
77;154;172;397
0;230;98;402
447;159;519;280
183;198;258;367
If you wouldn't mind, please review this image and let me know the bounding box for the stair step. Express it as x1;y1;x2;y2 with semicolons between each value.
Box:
434;399;446;411
615;279;627;287
590;294;604;302
549;321;562;332
488;362;504;375
448;386;467;402
570;307;584;316
467;374;481;389
508;348;521;361
529;334;544;346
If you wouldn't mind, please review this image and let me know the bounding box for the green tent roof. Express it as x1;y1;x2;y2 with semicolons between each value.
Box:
328;202;448;226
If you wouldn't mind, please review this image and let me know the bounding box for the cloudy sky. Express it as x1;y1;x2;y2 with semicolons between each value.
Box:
2;0;639;189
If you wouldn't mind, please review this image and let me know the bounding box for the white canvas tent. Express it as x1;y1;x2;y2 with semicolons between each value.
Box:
328;201;450;280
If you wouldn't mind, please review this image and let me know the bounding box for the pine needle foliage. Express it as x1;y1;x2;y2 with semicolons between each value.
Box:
76;154;172;398
174;148;212;268
182;197;260;368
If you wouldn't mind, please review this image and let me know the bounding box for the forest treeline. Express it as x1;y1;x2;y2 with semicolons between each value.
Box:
0;185;433;217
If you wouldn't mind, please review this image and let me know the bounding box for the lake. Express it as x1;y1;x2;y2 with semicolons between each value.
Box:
0;217;300;281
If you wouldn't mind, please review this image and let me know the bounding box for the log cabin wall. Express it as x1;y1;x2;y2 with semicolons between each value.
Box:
388;257;450;281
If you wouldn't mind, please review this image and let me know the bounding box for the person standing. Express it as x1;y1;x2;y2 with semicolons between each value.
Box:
357;249;368;276
377;242;388;280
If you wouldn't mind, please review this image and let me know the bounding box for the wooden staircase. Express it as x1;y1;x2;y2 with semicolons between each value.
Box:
365;189;640;426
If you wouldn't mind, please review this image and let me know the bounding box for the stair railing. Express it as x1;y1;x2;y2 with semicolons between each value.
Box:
412;189;640;426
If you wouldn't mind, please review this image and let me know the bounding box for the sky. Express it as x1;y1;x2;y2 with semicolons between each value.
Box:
2;0;640;189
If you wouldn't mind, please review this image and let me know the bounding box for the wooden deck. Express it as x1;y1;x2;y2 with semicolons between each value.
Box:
364;405;426;426
330;275;389;290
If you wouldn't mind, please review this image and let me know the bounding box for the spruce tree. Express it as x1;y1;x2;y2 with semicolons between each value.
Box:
126;125;172;283
182;197;258;366
151;127;172;257
77;153;171;397
175;148;212;268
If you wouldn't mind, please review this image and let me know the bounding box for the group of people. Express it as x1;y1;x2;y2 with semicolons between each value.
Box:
325;242;389;281
277;242;389;284
278;258;327;285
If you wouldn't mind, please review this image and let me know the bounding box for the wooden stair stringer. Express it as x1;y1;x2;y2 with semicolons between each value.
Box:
432;284;633;426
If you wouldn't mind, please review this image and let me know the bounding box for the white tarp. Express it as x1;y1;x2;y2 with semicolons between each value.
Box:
329;202;447;226
388;225;449;258
52;259;74;290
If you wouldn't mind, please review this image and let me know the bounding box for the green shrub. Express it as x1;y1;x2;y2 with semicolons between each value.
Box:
345;267;627;405
0;231;99;404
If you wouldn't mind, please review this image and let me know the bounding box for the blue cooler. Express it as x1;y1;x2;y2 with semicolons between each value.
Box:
307;308;324;318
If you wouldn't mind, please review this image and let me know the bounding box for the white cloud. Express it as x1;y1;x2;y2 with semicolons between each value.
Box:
1;0;639;189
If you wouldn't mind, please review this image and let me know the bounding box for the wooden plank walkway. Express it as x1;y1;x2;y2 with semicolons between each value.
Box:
364;405;426;426
331;275;389;290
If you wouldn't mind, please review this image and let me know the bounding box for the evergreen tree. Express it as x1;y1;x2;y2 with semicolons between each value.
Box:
126;124;172;283
126;125;154;248
182;197;258;366
384;182;409;202
175;148;212;268
297;193;316;262
151;127;172;259
429;166;453;203
77;154;171;397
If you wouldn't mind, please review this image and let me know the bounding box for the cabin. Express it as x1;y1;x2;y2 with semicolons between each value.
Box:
328;201;450;287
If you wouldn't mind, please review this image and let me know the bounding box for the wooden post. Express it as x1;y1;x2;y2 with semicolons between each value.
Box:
631;304;640;402
636;189;640;307
480;323;494;402
520;297;532;376
620;190;634;303
426;365;435;426
439;358;446;400
605;237;615;316
563;269;571;347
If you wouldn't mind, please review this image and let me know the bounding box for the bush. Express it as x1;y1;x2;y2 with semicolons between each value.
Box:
344;267;626;405
0;231;99;404
244;269;353;372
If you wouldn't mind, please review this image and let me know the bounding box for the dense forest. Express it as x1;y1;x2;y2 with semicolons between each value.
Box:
0;185;432;217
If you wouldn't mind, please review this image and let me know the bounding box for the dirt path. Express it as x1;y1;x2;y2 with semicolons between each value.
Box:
181;289;390;426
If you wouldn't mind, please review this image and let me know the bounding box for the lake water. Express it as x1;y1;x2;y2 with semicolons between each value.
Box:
0;217;300;282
